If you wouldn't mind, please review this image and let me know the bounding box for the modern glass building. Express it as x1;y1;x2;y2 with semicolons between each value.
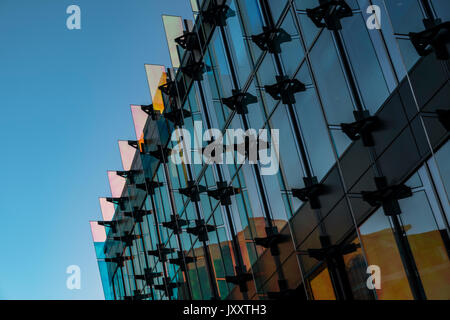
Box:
90;0;450;300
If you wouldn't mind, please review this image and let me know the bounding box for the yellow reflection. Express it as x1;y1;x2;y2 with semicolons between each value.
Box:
310;268;336;300
145;64;167;113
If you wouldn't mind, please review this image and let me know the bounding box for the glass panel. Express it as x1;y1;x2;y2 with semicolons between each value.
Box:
268;0;287;24
341;14;390;115
130;104;148;141
297;13;320;49
294;87;334;181
162;15;184;68
99;197;116;221
190;0;199;12
225;0;254;87
434;141;450;201
118;140;138;171
279;11;304;78
432;0;450;21
107;171;126;198
145;64;167;112
270;104;305;189
359;209;414;300
310;30;355;125
398;186;450;299
310;267;336;300
383;0;425;34
343;238;375;300
90;221;107;243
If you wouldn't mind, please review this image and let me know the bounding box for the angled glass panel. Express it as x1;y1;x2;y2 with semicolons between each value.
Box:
90;221;107;243
190;0;199;12
130;104;148;141
118;140;138;171
162;15;184;68
107;171;126;198
99;197;116;221
145;64;167;113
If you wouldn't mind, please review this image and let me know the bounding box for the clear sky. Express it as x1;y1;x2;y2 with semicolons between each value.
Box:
0;0;193;300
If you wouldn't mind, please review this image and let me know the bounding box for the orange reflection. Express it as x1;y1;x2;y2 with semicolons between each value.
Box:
310;268;336;300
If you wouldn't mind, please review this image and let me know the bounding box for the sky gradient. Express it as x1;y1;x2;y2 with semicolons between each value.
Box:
0;0;193;299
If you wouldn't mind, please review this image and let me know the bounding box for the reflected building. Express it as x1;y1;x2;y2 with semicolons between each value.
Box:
90;0;450;300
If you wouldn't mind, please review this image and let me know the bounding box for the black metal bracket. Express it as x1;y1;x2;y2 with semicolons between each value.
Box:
141;104;161;120
169;251;197;271
361;176;413;216
154;278;178;297
180;60;206;81
162;214;189;234
410;20;450;60
113;232;140;247
104;254;132;267
159;80;178;99
266;279;296;300
175;31;201;52
106;197;128;211
306;0;353;31
124;290;152;301
297;240;360;262
116;170;140;184
97;220;118;233
135;269;163;286
222;90;258;115
149;145;172;163
147;244;176;263
201;2;235;27
127;140;140;150
232;134;269;162
186;219;216;242
436;109;450;131
207;181;241;206
251;27;292;54
136;179;164;195
265;76;306;105
292;177;324;210
340;110;380;147
179;181;207;202
225;266;252;293
164;107;192;127
254;226;289;256
124;208;153;223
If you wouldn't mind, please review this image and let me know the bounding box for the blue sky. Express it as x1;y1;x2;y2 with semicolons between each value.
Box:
0;0;192;300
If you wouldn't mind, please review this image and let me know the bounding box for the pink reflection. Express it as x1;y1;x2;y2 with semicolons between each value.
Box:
99;197;115;221
118;140;136;171
131;105;147;141
90;221;107;243
108;171;126;198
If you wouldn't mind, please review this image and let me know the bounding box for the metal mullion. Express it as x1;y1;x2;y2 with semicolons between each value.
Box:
147;186;174;300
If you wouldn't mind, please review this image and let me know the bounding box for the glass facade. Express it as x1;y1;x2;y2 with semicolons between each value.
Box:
90;0;450;300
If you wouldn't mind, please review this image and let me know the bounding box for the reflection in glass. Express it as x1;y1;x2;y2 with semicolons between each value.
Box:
310;267;336;300
359;209;414;299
